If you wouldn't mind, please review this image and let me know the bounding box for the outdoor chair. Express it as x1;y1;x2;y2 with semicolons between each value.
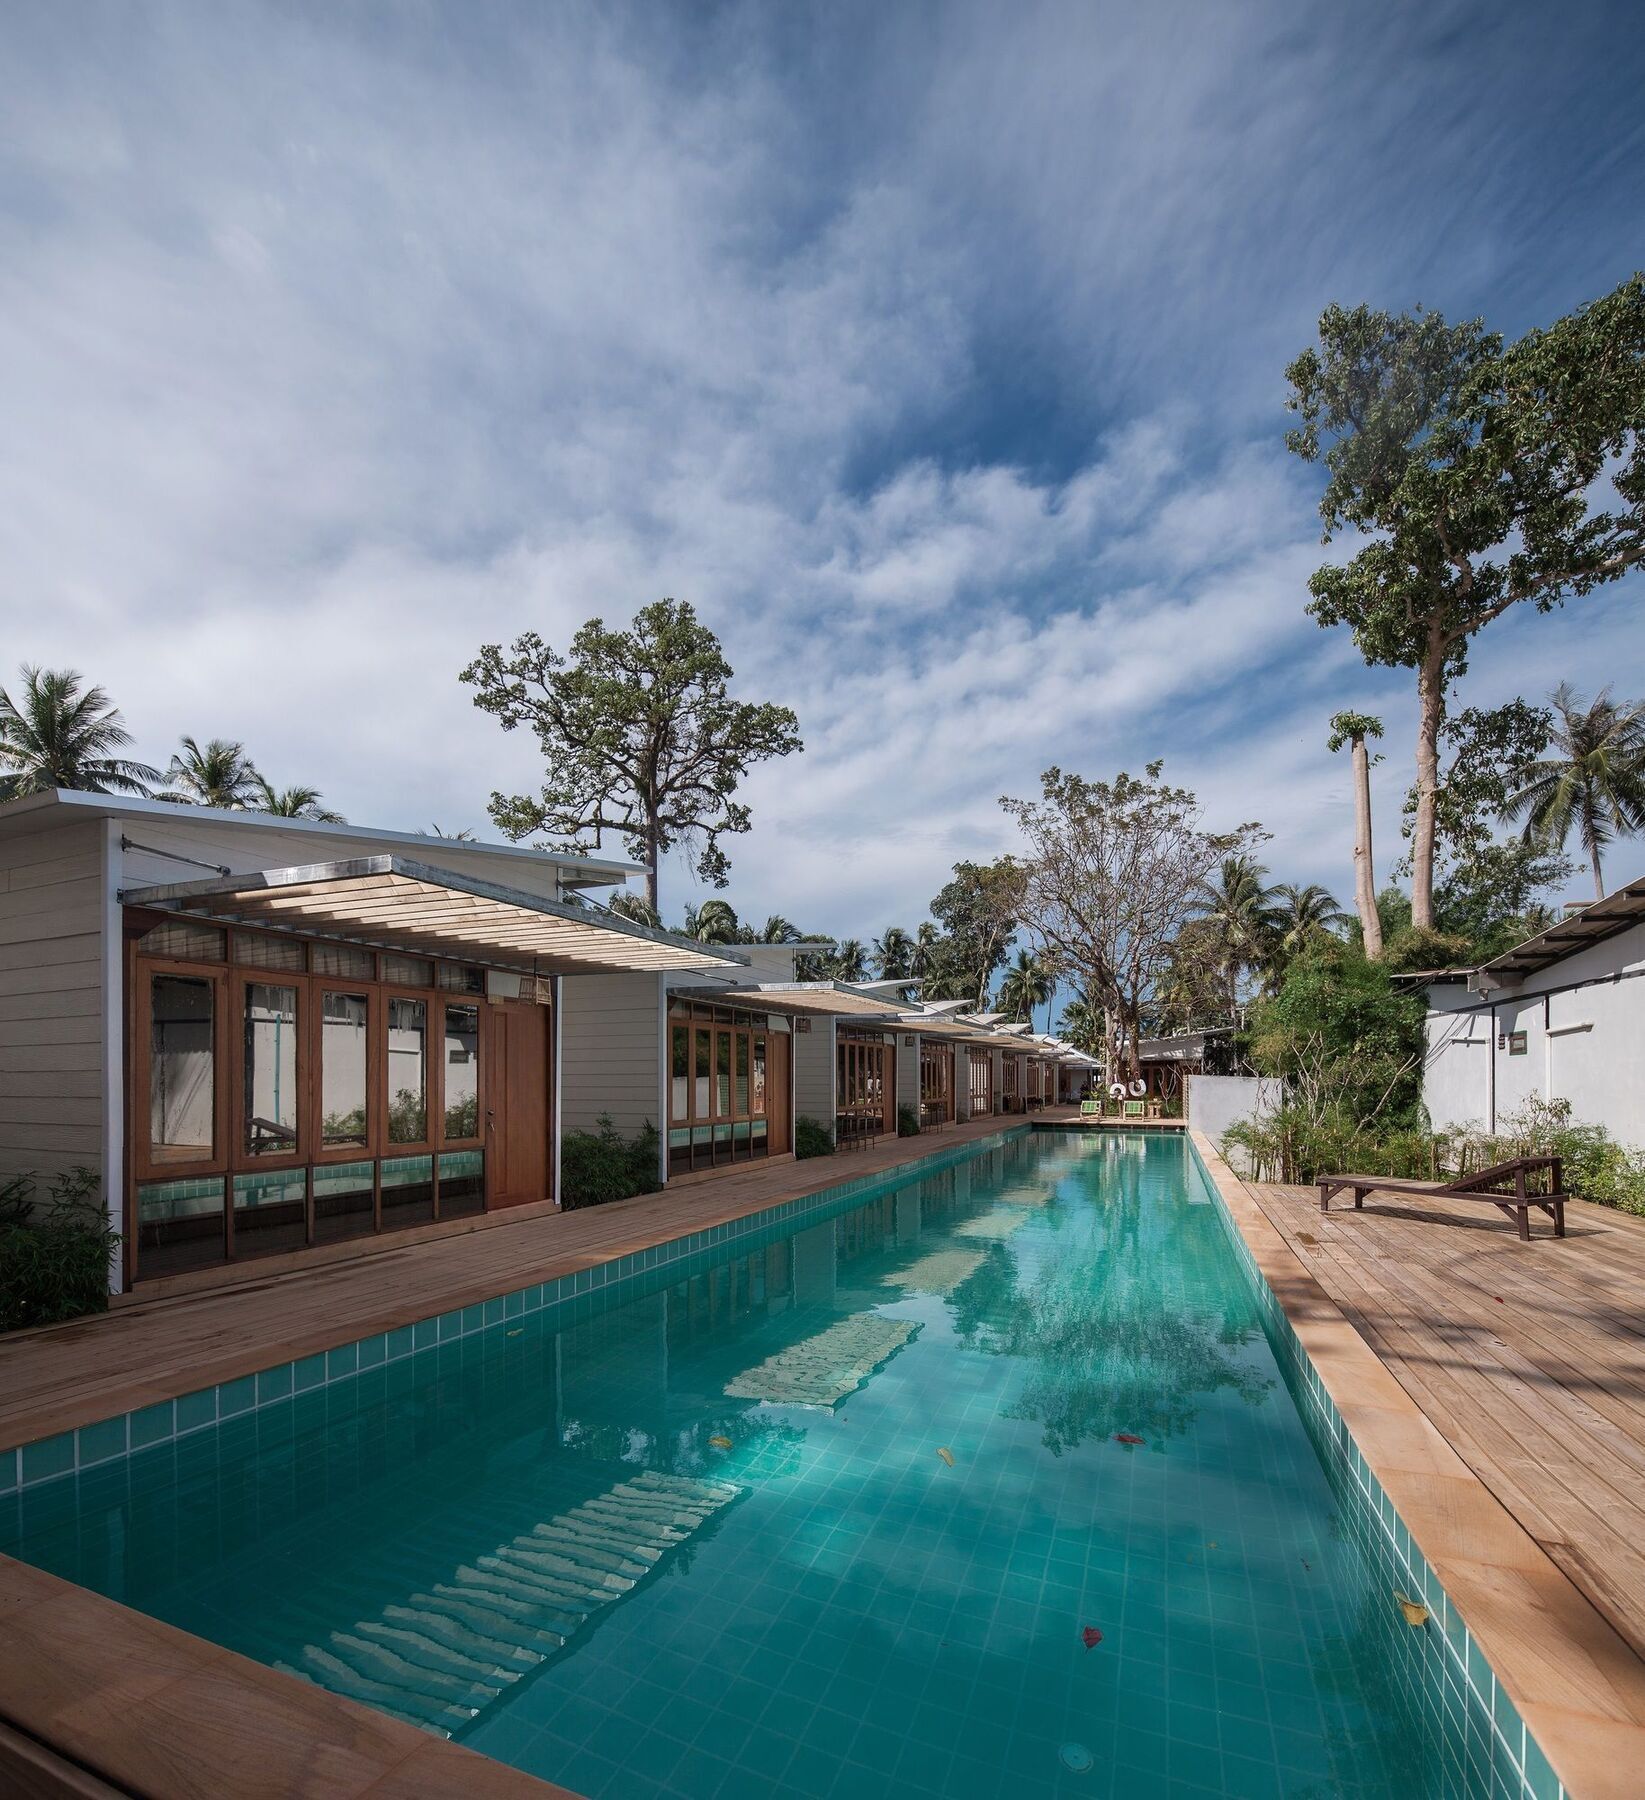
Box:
1122;1100;1145;1120
1316;1155;1567;1242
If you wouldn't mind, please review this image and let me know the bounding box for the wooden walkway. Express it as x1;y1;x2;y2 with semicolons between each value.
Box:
1246;1176;1645;1665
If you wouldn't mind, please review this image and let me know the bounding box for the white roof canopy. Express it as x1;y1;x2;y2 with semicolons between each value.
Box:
121;856;749;978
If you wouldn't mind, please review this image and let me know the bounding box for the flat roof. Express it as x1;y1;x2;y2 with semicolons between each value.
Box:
120;856;746;977
0;788;643;889
1471;877;1645;983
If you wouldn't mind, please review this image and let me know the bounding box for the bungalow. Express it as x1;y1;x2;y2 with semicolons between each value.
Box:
1416;877;1645;1147
0;789;743;1294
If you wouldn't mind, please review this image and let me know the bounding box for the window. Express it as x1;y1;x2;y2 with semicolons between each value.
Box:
243;982;299;1157
443;1004;480;1139
322;992;370;1149
666;1002;782;1173
387;999;428;1143
150;974;216;1163
132;927;495;1279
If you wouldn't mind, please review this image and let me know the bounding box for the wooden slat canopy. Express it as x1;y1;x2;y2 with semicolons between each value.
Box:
672;983;905;1020
119;856;750;977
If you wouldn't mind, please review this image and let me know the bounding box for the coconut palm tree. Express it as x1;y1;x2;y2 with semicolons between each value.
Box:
1327;711;1384;959
0;666;159;798
682;899;742;943
253;777;345;823
163;735;263;809
1190;855;1280;1020
997;947;1053;1030
754;914;801;943
824;939;869;982
607;892;663;928
1266;882;1350;976
1057;993;1103;1058
1504;684;1645;900
873;926;915;980
908;922;943;981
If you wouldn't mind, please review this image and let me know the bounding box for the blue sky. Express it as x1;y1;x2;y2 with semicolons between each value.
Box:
2;0;1643;949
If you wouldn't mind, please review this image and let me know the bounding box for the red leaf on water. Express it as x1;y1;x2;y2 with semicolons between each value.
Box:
1114;1433;1144;1446
1081;1626;1104;1649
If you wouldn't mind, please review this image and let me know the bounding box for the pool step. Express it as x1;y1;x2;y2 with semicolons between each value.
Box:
282;1469;741;1735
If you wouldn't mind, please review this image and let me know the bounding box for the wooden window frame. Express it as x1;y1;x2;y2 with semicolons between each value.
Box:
128;924;490;1281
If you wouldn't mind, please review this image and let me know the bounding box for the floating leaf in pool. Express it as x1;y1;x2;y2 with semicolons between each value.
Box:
1080;1625;1103;1649
506;1329;523;1338
1114;1433;1144;1446
937;1446;955;1467
1396;1593;1430;1627
708;1435;733;1450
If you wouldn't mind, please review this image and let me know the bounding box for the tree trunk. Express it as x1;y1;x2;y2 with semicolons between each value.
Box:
1410;644;1446;933
1592;839;1606;901
1351;734;1383;959
643;817;660;915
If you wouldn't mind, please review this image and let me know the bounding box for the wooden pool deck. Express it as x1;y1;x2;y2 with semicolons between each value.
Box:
0;1111;1070;1800
1243;1171;1645;1667
1211;1147;1645;1800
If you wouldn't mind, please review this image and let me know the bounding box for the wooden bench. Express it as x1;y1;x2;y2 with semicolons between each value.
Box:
1317;1155;1567;1241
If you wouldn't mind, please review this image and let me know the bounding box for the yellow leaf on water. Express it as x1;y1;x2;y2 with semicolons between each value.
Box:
709;1435;733;1450
506;1329;524;1338
937;1447;956;1467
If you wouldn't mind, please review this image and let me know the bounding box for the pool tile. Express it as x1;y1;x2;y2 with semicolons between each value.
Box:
217;1375;257;1417
20;1432;75;1483
76;1414;128;1466
129;1399;175;1449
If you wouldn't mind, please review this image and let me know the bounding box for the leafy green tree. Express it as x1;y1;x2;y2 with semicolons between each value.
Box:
162;735;262;809
462;599;802;914
0;666;158;797
927;858;1024;1010
1504;684;1645;899
1327;711;1384;958
821;939;868;983
1286;277;1645;930
253;777;345;823
996;946;1054;1030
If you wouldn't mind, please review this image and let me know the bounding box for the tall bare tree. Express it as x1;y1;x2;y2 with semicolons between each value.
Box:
1001;764;1262;1079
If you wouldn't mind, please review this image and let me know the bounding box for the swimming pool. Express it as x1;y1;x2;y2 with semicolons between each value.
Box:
0;1132;1539;1797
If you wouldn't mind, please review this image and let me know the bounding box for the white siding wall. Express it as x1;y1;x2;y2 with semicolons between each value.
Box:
792;1018;836;1133
0;819;108;1194
896;1031;921;1116
556;972;663;1136
1422;920;1645;1145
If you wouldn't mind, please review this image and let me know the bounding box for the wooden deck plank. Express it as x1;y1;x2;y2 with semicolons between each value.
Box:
1247;1176;1645;1665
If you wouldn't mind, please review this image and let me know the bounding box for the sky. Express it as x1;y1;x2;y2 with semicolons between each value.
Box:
2;0;1644;958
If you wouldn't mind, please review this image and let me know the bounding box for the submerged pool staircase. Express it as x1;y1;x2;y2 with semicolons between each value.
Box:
278;1468;741;1735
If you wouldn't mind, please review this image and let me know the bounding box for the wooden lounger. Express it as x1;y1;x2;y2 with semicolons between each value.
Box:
1317;1155;1567;1241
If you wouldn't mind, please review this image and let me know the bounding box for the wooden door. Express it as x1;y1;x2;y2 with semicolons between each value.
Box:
488;1002;551;1208
765;1031;792;1155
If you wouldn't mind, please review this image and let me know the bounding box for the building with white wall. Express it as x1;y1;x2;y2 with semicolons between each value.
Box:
1418;879;1645;1148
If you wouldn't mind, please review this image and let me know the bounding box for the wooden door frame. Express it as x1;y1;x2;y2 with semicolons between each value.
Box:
483;995;554;1211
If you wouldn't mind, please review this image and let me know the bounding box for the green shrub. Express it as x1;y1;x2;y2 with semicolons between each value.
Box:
0;1167;117;1334
897;1103;920;1138
795;1117;835;1159
560;1117;661;1209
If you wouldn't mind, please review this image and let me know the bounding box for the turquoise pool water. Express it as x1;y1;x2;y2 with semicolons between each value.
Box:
5;1133;1468;1797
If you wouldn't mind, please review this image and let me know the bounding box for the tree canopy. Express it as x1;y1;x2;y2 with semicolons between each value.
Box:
0;666;158;798
1287;276;1645;929
462;599;802;911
